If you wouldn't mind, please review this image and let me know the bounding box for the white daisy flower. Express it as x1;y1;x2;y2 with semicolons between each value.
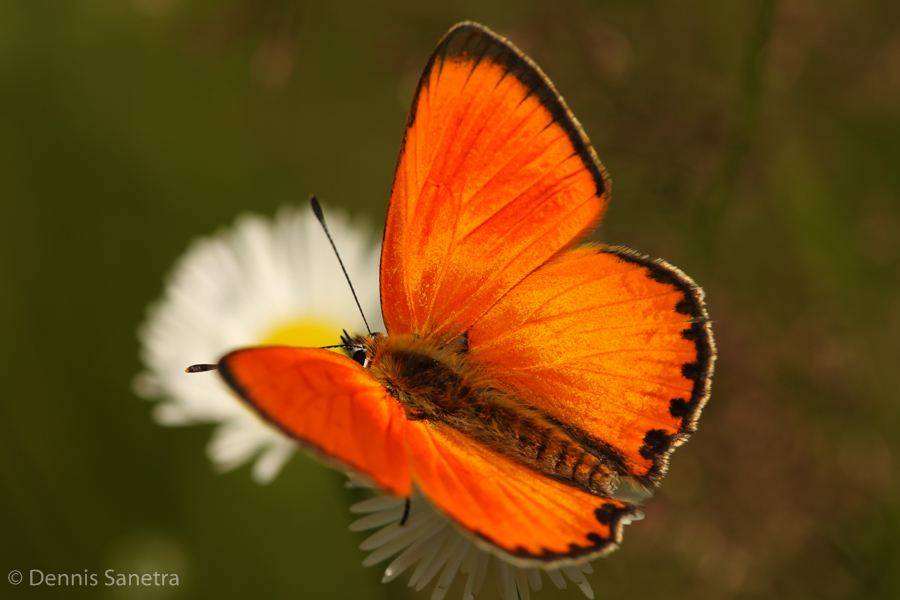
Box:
135;203;645;599
135;204;382;483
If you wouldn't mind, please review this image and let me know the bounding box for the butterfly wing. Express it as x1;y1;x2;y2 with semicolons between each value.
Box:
406;420;639;564
468;246;716;488
217;346;412;497
216;346;641;563
381;22;610;342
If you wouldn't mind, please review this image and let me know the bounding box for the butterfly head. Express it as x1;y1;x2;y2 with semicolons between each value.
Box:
340;330;386;369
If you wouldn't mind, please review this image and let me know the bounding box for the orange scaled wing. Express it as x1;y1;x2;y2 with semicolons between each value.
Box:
406;420;639;564
381;22;610;341
218;347;411;497
468;247;716;488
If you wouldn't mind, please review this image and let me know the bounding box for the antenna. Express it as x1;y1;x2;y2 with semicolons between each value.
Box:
310;195;372;335
186;364;218;373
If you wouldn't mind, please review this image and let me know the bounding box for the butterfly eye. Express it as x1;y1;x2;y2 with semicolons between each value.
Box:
350;348;368;367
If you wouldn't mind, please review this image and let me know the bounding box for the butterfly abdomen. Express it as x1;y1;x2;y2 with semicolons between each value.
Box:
463;399;620;495
361;332;619;496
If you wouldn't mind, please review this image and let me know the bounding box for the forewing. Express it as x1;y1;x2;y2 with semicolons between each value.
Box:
406;420;639;564
468;247;715;488
218;346;411;496
381;22;610;341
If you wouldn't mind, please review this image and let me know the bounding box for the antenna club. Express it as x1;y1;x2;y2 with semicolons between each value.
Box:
309;195;325;223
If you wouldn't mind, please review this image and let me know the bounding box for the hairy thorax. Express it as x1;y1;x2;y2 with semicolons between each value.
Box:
347;332;620;496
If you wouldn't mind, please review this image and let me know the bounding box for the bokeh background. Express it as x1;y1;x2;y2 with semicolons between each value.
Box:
2;0;899;598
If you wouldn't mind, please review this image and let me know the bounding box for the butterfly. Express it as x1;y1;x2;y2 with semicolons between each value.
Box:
200;22;715;564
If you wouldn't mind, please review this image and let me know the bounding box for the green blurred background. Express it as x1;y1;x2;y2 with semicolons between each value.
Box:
2;0;899;598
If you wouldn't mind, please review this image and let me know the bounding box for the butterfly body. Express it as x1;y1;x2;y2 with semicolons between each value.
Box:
349;331;621;496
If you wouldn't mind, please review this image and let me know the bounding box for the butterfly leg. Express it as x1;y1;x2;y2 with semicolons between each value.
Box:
399;497;411;526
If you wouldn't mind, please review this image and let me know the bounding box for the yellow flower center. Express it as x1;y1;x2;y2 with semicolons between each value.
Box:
260;318;344;349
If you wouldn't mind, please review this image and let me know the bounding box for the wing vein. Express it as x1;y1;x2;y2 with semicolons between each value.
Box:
474;290;685;351
435;190;597;336
515;365;692;393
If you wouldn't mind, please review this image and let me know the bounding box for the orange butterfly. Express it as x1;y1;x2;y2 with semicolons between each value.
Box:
203;22;714;564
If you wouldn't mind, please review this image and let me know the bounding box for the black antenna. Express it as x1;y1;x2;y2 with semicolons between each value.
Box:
310;195;372;335
186;364;218;373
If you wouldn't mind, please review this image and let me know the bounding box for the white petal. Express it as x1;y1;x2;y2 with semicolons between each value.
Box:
414;532;464;591
360;510;433;551
431;537;469;600
495;561;516;600
206;422;267;471
562;565;595;599
515;567;531;600
470;550;490;597
251;440;294;484
152;402;195;426
407;526;453;589
526;567;542;592
362;518;438;567
459;546;478;599
350;496;406;515
350;507;407;532
382;519;450;583
547;568;567;590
